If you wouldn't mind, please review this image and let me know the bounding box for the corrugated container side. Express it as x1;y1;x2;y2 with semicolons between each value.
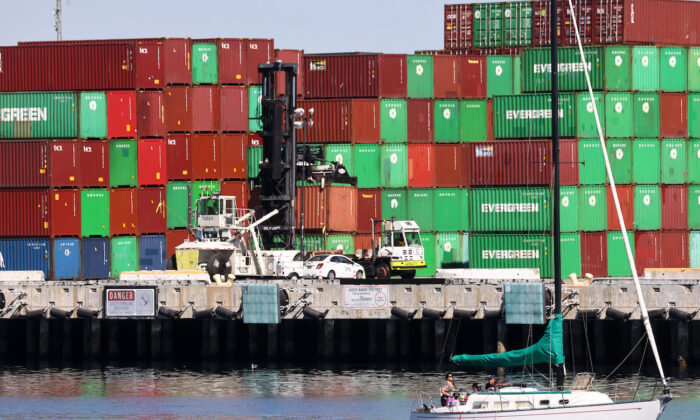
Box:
459;99;489;142
690;48;700;92
81;188;110;237
434;188;462;232
607;231;634;277
221;180;249;209
560;139;579;185
407;55;434;98
50;140;80;187
661;138;687;184
468;141;552;186
579;185;607;231
166;182;188;229
606;185;634;231
192;86;220;132
435;232;462;269
53;237;80;279
604;46;631;91
434;143;465;187
139;234;167;271
407;189;435;232
407;99;433;143
635;231;661;276
434;99;460;142
111;236;138;279
633;93;660;138
493;94;575;139
660;46;687;92
192;134;220;180
138;187;167;234
0;140;50;188
689;94;700;138
690;185;700;229
221;134;247;180
659;93;688;138
245;39;274;85
561;0;593;45
136;90;164;138
560;186;579;232
82;237;110;279
606;138;632;184
0;190;50;237
444;4;473;50
166;134;192;180
632;138;660;184
109;139;137;188
353;144;381;188
576;92;605;138
632;46;659;91
605;92;633;137
107;91;137;139
219;86;248;132
461;56;486;98
303;54;381;98
381;189;407;221
689;140;700;184
351;99;381;143
0;239;50;278
433;55;462;98
623;0;700;46
51;189;81;237
661;185;688;230
164;86;193;133
0;91;77;139
417;232;436;277
357;189;381;233
659;231;688;269
380;99;408;142
275;49;304;96
166;229;194;261
110;188;138;235
216;39;246;85
246;145;262;180
79;91;107;139
138;138;166;186
580;232;607;277
486;56;514;98
469;234;552;277
578;139;605;185
561;232;582;279
297;99;350;143
191;43;218;84
327;186;358;232
326;235;354;254
380;144;408;188
634;185;661;230
161;38;192;85
378;54;408;98
469;187;551;232
408;144;434;187
135;41;163;89
296;185;325;230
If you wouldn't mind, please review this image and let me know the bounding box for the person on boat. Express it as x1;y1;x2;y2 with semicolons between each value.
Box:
471;383;481;392
484;375;511;391
440;372;458;406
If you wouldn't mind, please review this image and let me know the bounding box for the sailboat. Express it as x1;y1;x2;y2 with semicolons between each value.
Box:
411;0;672;418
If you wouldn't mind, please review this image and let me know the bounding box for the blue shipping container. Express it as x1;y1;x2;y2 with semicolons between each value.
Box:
82;238;110;279
53;238;81;279
0;239;51;278
139;234;167;271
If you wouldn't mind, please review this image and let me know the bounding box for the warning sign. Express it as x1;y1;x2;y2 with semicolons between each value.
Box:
104;287;156;318
343;286;389;309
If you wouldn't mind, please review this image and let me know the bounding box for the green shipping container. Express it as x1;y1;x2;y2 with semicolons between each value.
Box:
79;92;107;139
381;189;407;221
606;139;632;184
689;185;700;229
434;188;462;232
407;55;434;98
191;180;220;227
473;3;503;48
111;236;138;279
632;46;659;92
0;91;77;138
380;99;407;142
660;47;687;92
633;93;659;138
578;139;606;185
109;139;137;187
576;92;605;138
561;232;581;280
436;232;462;269
354;144;381;188
324;144;353;175
294;234;325;252
81;189;109;237
469;234;552;278
522;47;603;92
513;56;522;95
493;94;575;139
691;231;700;268
689;48;700;92
560;186;579;233
469;187;550;232
579;186;607;232
502;2;532;47
487;56;514;98
380;144;408;188
246;145;262;179
459;188;470;232
166;181;189;229
605;92;633;138
661;139;687;184
688;94;700;137
192;43;218;84
461;233;470;268
417;232;436;277
605;46;632;91
607;231;634;277
407;189;435;232
248;86;262;132
460;100;489;142
634;185;661;230
689;140;700;183
434;99;460;142
633;139;660;184
327;234;354;254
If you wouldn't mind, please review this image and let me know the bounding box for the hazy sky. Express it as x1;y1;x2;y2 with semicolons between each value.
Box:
0;0;496;53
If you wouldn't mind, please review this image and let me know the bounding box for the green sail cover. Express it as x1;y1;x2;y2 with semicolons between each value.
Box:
451;314;564;368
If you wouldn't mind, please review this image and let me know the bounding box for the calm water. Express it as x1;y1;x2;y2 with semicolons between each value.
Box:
0;362;697;419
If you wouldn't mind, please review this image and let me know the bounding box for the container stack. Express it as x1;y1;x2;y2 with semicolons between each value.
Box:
0;38;283;279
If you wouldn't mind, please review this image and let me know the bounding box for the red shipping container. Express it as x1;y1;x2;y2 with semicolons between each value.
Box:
51;189;80;237
0;44;134;91
468;141;552;186
245;39;274;85
407;99;434;143
135;41;164;89
166;229;195;261
221;134;247;180
0;190;50;237
221;180;249;209
560;139;579;186
296;185;325;230
606;185;634;231
275;49;304;96
80;141;109;188
192;134;220;180
216;38;246;85
623;0;700;46
433;55;462;98
298;99;380;143
659;93;687;138
0;140;50;188
351;100;381;143
356;189;381;234
107;91;137;139
248;134;262;146
532;1;563;47
659;231;689;268
137;187;166;234
444;4;473;50
661;185;688;230
354;233;381;251
303;54;406;98
192;86;220;132
634;231;661;276
166;134;192;180
136;90;164;138
408;144;434;188
219;86;248;132
561;0;593;46
50;140;80;187
580;232;607;277
164;86;192;133
434;144;465;187
295;185;357;232
110;188;138;235
593;0;624;44
138;139;166;186
461;56;486;98
161;38;192;85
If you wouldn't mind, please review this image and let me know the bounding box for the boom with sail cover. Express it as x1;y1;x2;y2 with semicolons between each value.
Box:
451;314;564;368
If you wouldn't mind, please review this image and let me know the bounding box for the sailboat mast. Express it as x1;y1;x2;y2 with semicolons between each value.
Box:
549;0;564;390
